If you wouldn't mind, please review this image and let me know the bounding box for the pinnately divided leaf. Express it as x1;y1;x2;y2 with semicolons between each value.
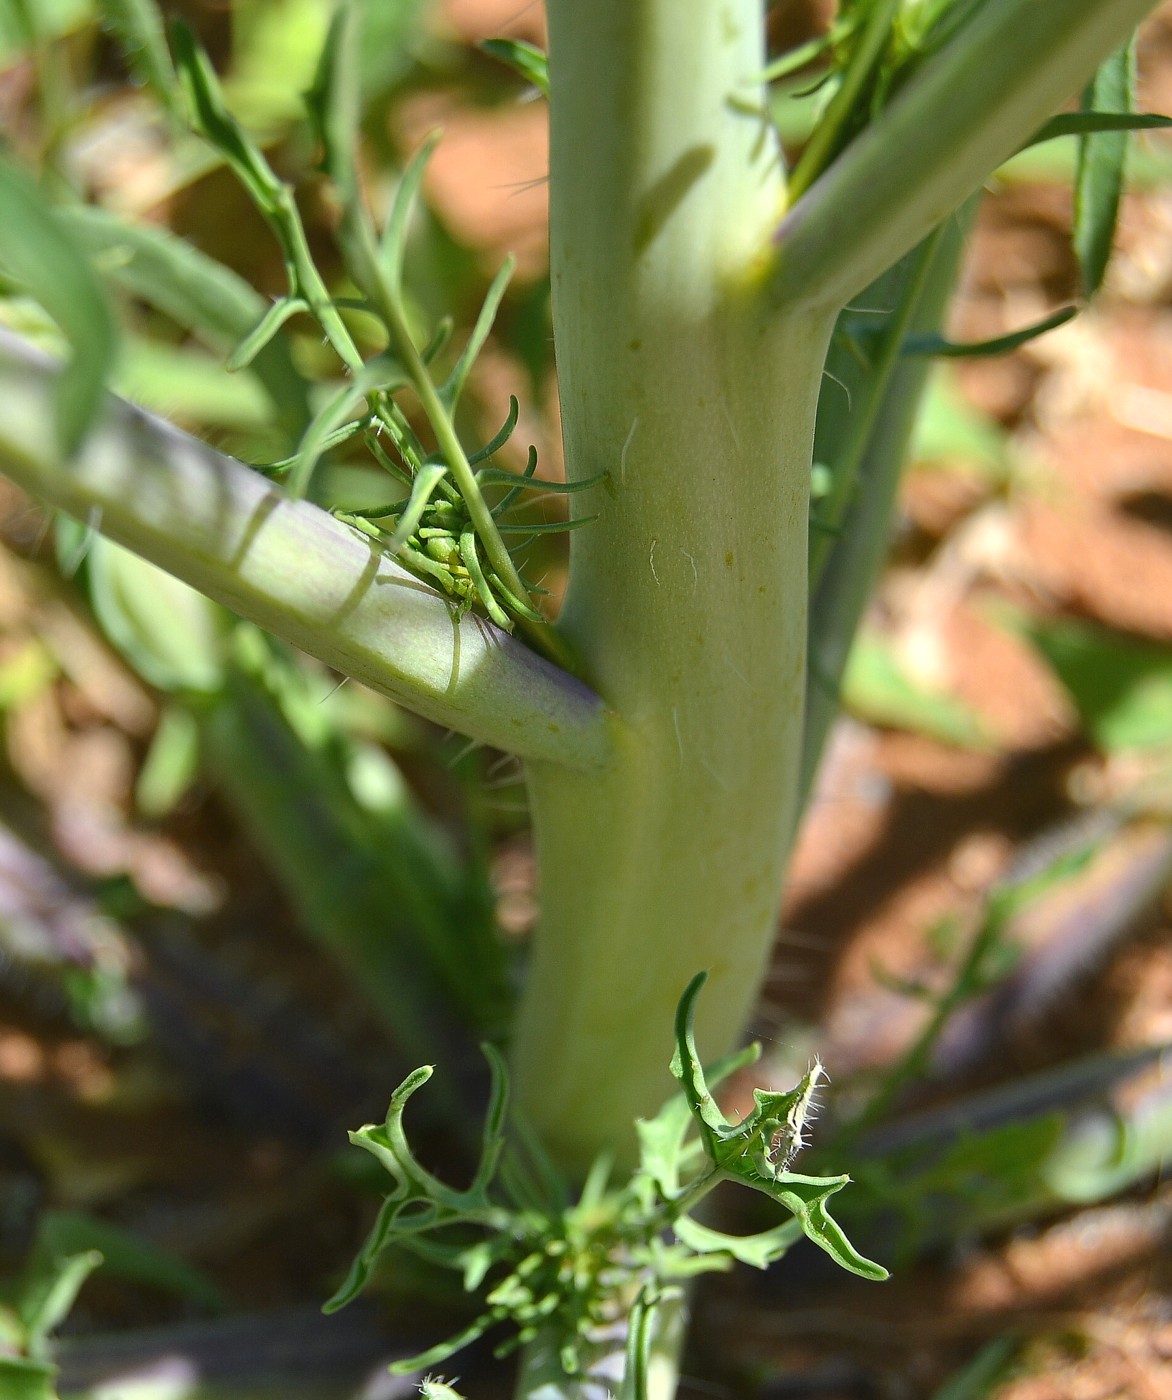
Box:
670;972;888;1282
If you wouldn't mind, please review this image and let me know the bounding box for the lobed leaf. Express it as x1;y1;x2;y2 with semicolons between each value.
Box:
904;305;1077;359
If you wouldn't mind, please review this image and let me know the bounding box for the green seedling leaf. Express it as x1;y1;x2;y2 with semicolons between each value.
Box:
288;357;407;499
1027;110;1172;148
97;0;180;117
904;305;1077;359
487;444;539;518
1018;615;1172;753
304;0;361;200
470;1042;510;1196
669;972;742;1153
440;257;515;412
459;530;513;629
477;467;604;495
1075;40;1136;297
760;31;834;84
495;517;599;535
388;1317;494;1376
843;631;990;748
0;161;118;454
760;1174;888;1280
468;396;520;465
618;1285;661;1400
480;38;549;97
931;1337;1019;1400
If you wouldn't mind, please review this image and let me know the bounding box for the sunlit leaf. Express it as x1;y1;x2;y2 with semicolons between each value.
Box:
1075;41;1137;297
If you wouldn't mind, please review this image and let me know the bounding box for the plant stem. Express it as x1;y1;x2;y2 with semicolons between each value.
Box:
771;0;1160;313
801;207;970;805
0;330;611;769
513;0;827;1172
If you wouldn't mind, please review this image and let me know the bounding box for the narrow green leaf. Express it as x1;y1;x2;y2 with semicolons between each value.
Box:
387;1315;495;1376
476;467;603;493
379;131;442;297
1027;110;1172;147
495;516;599;535
904;305;1077;359
388;461;450;551
459;529;513;630
618;1286;656;1400
671;1214;799;1269
1075;41;1136;297
843;631;990;748
171;20;285;210
136;702;201;817
60;205;310;428
471;1042;510;1196
480;38;548;97
227;297;309;371
288;357;406;500
97;0;180;116
0;162;118;454
440;256;515;411
87;537;229;693
322;1193;398;1312
669;972;733;1151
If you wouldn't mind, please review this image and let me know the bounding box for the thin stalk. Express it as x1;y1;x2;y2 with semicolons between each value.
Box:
364;259;532;611
0;331;611;770
771;0;1160;313
785;0;901;202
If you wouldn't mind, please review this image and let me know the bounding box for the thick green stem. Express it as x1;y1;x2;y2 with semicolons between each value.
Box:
512;0;828;1173
771;0;1160;313
0;331;610;769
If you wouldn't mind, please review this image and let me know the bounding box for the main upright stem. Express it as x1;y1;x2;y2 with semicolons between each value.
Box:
511;0;830;1172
